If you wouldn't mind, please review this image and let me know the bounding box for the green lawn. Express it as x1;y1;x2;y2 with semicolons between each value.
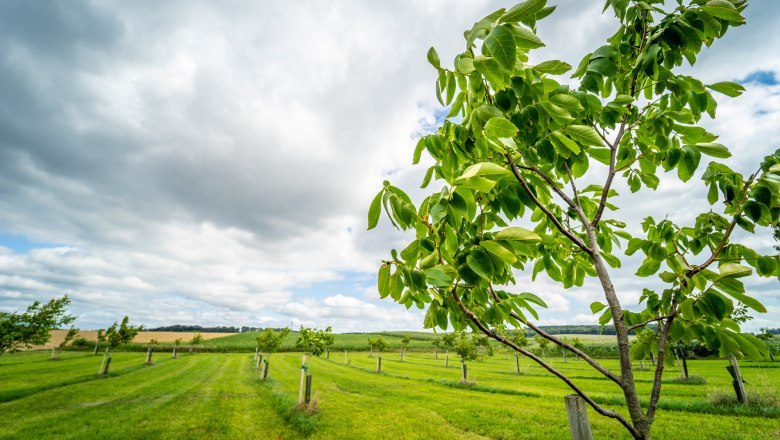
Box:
0;350;777;439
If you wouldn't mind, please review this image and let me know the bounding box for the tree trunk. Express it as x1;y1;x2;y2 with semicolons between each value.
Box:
585;227;647;434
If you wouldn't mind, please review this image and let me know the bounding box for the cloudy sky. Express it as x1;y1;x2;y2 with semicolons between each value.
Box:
0;1;778;332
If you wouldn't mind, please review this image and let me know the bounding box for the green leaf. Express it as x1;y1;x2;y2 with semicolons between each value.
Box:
484;117;519;139
458;176;497;193
500;0;547;23
485;25;517;71
457;56;475;74
473;56;505;88
707;81;745;97
481;240;517;264
718;263;752;278
509;24;545;49
539;101;573;124
630;341;646;361
701;290;731;321
494;227;542;242
467;248;494;280
590;302;606;314
425;265;457;288
677;145;701;182
427;47;441;69
551;131;581;155
368;190;383;230
701;1;745;24
588;148;611;165
534;60;571;75
718;288;767;313
549;94;584;113
562;125;603;147
378;265;390;298
518;292;547;308
695;143;731;158
459;162;511;180
757;256;777;277
412;137;426;165
635;258;661;277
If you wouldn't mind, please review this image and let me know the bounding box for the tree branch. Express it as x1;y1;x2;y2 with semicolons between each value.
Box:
451;288;640;438
591;120;623;228
646;302;676;421
687;169;759;278
486;285;623;385
627;315;674;332
508;159;593;256
517;164;578;211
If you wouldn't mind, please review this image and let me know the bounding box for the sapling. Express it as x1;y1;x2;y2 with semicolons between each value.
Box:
369;1;775;437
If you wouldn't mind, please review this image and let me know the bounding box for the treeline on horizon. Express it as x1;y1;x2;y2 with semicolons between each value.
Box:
146;325;257;333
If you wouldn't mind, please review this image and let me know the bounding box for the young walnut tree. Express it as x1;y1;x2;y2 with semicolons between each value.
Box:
368;0;778;438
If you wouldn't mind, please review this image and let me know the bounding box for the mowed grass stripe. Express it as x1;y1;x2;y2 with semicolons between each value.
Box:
0;352;172;403
0;353;296;440
268;353;490;439
164;354;295;439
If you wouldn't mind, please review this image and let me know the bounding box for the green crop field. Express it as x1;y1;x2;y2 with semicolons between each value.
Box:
201;330;443;351
0;350;777;439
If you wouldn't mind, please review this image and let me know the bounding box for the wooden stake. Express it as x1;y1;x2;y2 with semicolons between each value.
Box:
305;375;313;404
376;356;382;373
727;354;748;404
344;350;347;366
298;355;307;405
102;355;112;376
461;361;467;382
445;350;449;368
98;353;108;375
145;348;153;365
515;354;520;374
565;394;593;440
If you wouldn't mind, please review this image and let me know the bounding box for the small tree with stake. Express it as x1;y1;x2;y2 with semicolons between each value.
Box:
105;316;143;352
432;335;442;359
296;327;332;361
534;334;550;360
367;336;389;357
256;328;290;378
369;1;777;438
51;327;79;360
400;335;412;361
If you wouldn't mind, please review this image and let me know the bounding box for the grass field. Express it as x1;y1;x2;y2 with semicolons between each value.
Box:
0;350;777;439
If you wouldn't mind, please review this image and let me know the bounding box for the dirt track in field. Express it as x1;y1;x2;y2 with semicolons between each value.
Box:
32;330;236;348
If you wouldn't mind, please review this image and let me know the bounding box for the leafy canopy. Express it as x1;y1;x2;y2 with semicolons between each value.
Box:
256;328;291;355
370;0;778;437
0;296;75;355
105;316;143;348
296;326;333;357
369;0;778;364
367;335;390;352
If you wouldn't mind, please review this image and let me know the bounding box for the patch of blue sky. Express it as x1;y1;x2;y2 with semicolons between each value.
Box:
289;271;373;300
0;231;58;253
413;106;459;138
739;70;779;86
